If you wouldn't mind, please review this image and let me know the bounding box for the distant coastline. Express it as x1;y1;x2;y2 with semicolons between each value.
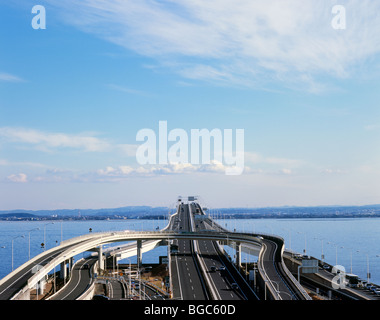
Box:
1;204;380;221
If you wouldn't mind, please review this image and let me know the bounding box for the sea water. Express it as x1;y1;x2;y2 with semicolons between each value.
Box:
0;217;379;285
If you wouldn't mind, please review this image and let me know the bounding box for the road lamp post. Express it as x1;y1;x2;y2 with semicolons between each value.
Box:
12;235;25;271
341;246;353;274
366;254;370;283
60;220;63;243
43;222;55;251
128;259;132;299
313;237;325;264
327;242;338;266
282;228;292;251
355;249;371;283
28;228;40;260
297;231;307;255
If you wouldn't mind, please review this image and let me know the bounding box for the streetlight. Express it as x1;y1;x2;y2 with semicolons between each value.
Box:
43;222;55;251
327;241;338;266
282;227;292;251
313;237;325;264
355;249;371;283
60;220;63;243
12;235;25;271
366;254;370;283
28;228;40;260
297;231;307;255
124;258;132;299
340;246;354;274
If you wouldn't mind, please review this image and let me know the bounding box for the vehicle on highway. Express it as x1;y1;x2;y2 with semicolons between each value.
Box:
231;283;238;289
210;266;216;272
366;283;375;290
322;264;331;271
359;280;368;288
341;273;359;288
370;286;379;292
219;266;226;271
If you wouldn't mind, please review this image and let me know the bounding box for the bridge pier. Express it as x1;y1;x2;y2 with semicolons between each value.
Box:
235;242;241;267
59;261;67;279
137;240;142;270
59;257;74;280
97;245;104;271
69;257;74;272
36;279;46;296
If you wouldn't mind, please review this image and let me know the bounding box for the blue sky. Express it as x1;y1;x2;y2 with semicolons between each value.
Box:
1;0;380;210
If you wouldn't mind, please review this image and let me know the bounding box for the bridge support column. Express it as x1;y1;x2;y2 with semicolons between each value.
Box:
37;278;45;296
59;261;67;279
137;240;142;270
98;245;104;271
70;257;74;272
236;242;241;267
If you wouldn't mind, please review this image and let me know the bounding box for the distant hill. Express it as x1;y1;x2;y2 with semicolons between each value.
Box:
0;206;171;218
0;204;379;220
0;212;37;219
214;204;380;218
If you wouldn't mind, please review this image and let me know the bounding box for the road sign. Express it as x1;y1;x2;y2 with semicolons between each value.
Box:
301;259;319;273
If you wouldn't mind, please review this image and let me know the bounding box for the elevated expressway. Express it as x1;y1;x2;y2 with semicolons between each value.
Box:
0;202;310;300
191;202;310;300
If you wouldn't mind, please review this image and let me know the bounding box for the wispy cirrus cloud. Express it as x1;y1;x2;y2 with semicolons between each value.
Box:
25;161;242;183
51;0;380;92
0;127;137;156
6;173;28;183
0;72;24;83
106;83;149;96
23;158;297;184
245;151;304;168
96;162;228;179
0;127;111;152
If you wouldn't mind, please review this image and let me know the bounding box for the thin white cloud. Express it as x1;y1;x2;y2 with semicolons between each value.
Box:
116;144;138;157
364;124;380;131
7;173;28;183
96;161;229;179
0;127;109;152
21;162;230;184
245;151;304;168
0;127;137;156
0;159;47;168
0;72;24;83
106;83;148;96
321;168;347;175
14;159;297;184
51;0;380;91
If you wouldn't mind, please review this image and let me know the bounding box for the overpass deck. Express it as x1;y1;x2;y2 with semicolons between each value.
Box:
0;201;311;301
